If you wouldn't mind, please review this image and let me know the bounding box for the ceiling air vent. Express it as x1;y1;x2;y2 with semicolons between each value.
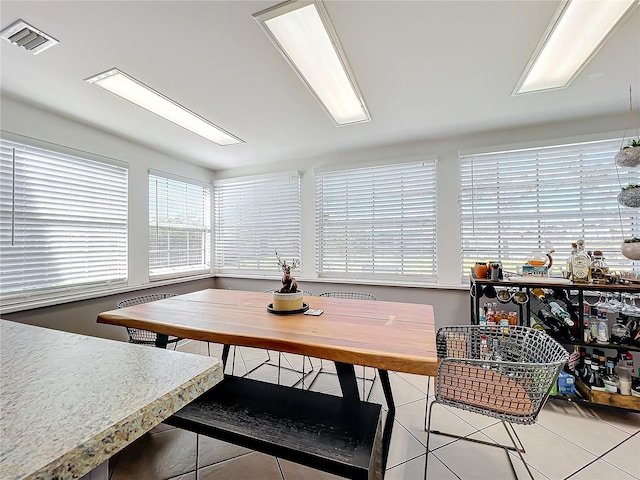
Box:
1;19;58;55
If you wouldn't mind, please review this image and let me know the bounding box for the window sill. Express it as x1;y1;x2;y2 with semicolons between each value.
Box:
0;273;214;315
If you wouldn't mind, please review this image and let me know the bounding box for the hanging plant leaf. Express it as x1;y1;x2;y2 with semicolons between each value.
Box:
618;186;640;208
615;145;640;167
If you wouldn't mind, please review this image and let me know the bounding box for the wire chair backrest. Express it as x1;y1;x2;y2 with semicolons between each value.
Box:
116;293;180;346
116;292;178;309
434;325;568;424
319;292;376;301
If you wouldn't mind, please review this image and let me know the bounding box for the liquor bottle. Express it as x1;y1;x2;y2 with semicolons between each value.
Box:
589;251;609;283
603;357;620;393
589;354;606;391
565;243;577;279
575;346;586;379
571;239;591;283
480;334;490;368
596;316;609;344
581;354;592;385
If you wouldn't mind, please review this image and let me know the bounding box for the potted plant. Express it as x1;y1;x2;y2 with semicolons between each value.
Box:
615;139;640;167
621;237;640;260
618;183;640;208
271;252;304;311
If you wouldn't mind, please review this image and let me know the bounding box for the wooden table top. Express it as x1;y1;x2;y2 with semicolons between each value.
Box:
97;289;438;376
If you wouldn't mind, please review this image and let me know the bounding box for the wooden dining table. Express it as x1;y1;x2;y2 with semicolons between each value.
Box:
97;289;437;479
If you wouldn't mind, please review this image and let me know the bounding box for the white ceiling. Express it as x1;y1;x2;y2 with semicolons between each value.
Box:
1;1;638;171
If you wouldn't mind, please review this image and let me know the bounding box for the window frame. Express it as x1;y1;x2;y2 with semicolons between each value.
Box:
458;137;640;282
0;132;129;310
148;169;212;281
314;158;438;282
213;171;301;276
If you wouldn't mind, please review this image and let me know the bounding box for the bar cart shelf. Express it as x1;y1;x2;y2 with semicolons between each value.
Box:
469;277;640;411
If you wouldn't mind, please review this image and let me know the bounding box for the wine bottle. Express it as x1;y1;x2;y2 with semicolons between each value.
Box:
537;307;577;342
533;309;564;340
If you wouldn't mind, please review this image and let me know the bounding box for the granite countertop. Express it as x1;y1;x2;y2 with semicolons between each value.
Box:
0;319;223;480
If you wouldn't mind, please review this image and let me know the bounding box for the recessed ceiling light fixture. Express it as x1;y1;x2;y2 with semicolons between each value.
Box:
253;0;370;126
514;0;638;95
85;69;243;146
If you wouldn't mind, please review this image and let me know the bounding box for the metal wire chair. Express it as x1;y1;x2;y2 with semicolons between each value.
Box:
116;293;182;349
318;291;376;301
307;291;378;400
425;325;568;479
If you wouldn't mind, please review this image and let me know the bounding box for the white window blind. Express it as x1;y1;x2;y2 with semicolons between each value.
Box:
0;137;128;308
315;160;437;281
149;171;211;279
213;172;301;274
459;138;640;281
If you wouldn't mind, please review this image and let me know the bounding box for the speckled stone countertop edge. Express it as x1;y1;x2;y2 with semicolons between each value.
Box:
25;361;223;480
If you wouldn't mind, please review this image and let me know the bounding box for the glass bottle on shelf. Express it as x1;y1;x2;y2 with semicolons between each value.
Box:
581;353;592;385
596;314;609;344
589;354;606;391
611;315;630;345
571;239;591;283
590;251;609;283
603;357;619;393
565;242;577;279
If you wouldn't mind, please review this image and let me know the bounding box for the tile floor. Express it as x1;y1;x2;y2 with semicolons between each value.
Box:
109;341;640;480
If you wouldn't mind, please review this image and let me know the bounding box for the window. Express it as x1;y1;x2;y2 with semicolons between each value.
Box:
459;138;640;281
0;135;128;308
149;171;211;279
315;160;437;281
213;172;301;274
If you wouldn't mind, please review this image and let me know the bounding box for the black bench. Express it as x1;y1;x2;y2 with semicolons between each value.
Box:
165;375;384;479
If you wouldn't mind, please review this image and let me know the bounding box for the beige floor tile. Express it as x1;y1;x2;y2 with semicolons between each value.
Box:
176;340;201;355
386;420;429;469
534;401;632;456
369;372;426;408
433;434;542;480
198;436;253;469
111;428;197;480
384;453;458;480
579;404;640;435
481;422;598;479
396;372;432;395
196;452;283;480
149;422;176;435
278;458;342;480
600;434;640;478
306;370;342;393
566;459;638;480
165;473;195;480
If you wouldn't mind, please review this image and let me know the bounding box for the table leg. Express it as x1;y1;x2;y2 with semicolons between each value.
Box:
221;344;231;368
155;334;169;349
334;362;359;404
378;369;395;475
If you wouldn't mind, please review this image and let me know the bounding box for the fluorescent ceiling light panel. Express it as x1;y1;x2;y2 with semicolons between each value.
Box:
253;0;370;126
514;0;638;95
85;69;243;146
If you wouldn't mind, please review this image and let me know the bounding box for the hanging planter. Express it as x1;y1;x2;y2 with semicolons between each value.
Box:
618;184;640;208
621;238;640;261
615;140;640;167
